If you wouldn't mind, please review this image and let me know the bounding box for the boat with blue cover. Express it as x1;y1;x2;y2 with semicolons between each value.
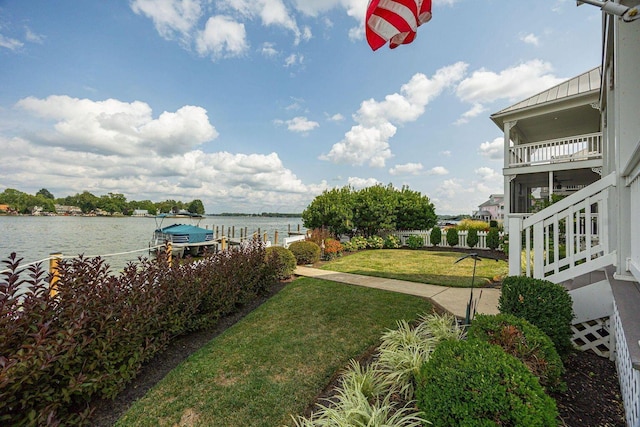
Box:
150;213;217;257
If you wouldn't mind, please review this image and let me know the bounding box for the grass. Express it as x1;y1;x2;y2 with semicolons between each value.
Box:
116;278;431;427
322;249;509;287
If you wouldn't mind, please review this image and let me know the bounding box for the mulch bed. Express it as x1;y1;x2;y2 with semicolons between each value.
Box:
88;277;626;427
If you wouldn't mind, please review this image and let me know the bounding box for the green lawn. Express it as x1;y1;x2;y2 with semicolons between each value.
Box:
321;249;509;287
116;278;431;426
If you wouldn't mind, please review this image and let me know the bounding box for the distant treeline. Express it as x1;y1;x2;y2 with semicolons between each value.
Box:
0;187;205;216
211;212;302;218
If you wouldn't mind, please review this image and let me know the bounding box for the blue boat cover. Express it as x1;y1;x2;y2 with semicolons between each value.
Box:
160;224;213;243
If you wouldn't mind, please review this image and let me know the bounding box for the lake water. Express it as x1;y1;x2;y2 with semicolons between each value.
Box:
0;215;305;272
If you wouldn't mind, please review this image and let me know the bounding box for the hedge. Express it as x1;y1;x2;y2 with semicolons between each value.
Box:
0;243;278;426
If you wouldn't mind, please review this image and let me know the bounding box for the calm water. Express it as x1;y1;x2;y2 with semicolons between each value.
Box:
0;215;305;272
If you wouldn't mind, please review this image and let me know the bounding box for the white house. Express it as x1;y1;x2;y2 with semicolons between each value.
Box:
495;2;640;425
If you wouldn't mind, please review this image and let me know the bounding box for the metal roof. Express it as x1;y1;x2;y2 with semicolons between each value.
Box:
492;67;601;117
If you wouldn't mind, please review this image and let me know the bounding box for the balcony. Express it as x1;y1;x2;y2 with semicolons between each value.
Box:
508;132;602;169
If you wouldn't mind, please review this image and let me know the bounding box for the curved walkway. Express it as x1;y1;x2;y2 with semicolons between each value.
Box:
295;265;500;319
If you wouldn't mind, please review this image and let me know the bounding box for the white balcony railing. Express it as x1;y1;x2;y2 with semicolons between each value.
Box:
508;132;602;168
508;172;616;283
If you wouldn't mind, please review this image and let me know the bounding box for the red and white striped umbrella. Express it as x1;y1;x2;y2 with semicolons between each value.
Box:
366;0;432;50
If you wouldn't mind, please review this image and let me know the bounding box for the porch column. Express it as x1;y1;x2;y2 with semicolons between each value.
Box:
503;121;515;232
549;171;554;201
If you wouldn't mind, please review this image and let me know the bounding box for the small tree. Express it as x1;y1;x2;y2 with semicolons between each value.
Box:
446;228;459;247
466;228;479;248
487;227;500;250
430;226;442;246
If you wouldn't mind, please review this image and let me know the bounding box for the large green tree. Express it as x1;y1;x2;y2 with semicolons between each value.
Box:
36;188;55;200
302;183;438;238
353;184;397;237
187;199;205;215
395;186;437;230
302;187;354;238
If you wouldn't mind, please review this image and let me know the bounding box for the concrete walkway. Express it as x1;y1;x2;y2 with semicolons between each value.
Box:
295;266;500;319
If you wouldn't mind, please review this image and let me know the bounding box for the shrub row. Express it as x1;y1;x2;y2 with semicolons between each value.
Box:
0;243;278;426
414;274;574;425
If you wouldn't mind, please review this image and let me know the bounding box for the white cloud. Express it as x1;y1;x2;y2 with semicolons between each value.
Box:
261;42;278;57
475;166;501;182
1;95;328;212
440;150;451;157
521;33;540;46
15;95;217;156
479;137;504;160
454;103;486;125
427;166;449;176
284;53;304;67
24;27;44;44
347;176;380;189
389;162;423;176
196;15;248;59
323;62;468;167
456;60;564;105
0;34;23;50
130;0;202;43
327;113;344;122
281;116;319;133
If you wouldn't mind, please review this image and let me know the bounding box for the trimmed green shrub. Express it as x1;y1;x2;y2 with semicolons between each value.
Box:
445;227;459;247
487;227;500;250
499;276;574;357
466;228;479;248
288;241;321;265
416;340;558;427
468;314;565;391
430;226;442;246
406;235;424;250
383;234;401;249
367;235;385;249
265;246;296;279
490;220;498;228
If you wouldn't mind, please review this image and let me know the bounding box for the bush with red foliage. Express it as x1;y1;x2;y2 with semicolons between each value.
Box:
0;241;278;426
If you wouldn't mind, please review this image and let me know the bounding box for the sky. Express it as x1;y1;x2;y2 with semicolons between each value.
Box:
0;0;603;215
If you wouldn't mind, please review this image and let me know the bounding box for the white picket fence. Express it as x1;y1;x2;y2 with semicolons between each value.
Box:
390;229;503;251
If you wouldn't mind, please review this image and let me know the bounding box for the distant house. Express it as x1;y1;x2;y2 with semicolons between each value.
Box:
54;204;83;215
472;194;504;222
132;209;149;217
0;204;9;213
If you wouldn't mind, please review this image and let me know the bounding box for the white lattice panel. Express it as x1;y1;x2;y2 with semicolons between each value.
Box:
572;317;612;357
613;301;640;427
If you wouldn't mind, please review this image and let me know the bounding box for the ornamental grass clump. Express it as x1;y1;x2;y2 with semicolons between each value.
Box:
416;340;559;427
290;360;427;427
499;275;574;357
468;313;565;391
376;313;464;399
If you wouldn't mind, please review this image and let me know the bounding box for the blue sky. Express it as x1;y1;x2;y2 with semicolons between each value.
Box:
0;0;602;215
